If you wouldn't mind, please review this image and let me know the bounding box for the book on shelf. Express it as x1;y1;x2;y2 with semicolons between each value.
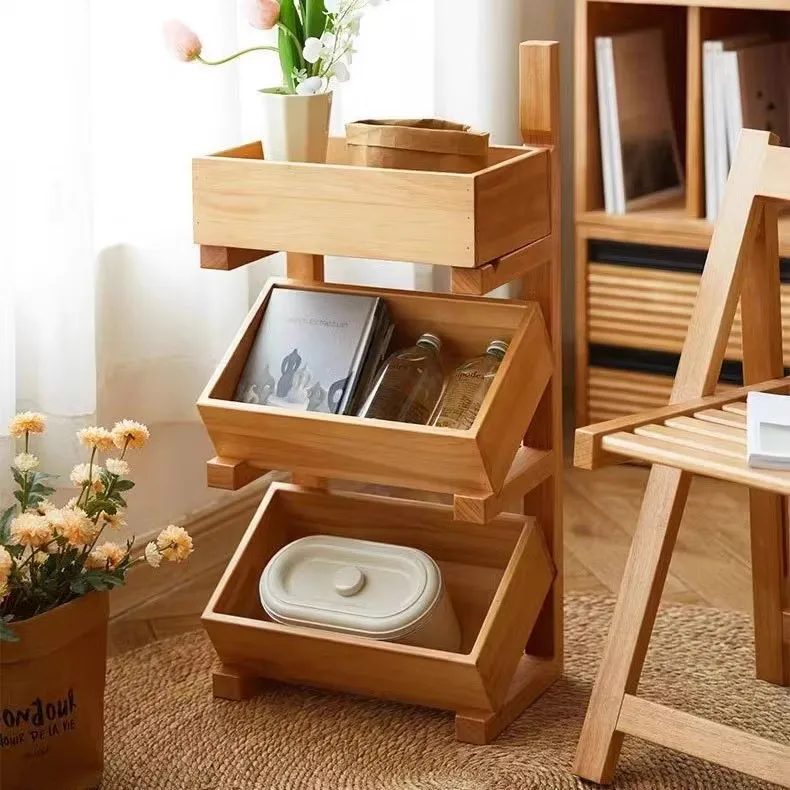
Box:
595;28;684;216
746;392;790;470
233;286;393;415
703;35;789;221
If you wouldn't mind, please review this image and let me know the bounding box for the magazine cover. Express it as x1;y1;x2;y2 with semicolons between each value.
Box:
233;287;380;414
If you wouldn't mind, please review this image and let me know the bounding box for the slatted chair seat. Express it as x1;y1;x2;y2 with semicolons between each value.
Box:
572;130;790;789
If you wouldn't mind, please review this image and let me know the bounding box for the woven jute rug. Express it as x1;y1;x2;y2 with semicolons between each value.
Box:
102;596;788;789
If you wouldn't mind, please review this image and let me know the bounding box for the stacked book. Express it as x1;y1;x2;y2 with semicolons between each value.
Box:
703;36;790;220
595;28;684;215
234;288;394;415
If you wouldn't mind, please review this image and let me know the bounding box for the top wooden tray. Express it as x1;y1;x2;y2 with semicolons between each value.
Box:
193;137;551;268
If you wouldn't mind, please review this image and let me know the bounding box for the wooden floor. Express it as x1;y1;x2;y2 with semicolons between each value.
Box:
109;463;753;656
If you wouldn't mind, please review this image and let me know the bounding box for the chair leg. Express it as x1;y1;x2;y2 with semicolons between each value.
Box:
749;491;790;685
573;465;691;784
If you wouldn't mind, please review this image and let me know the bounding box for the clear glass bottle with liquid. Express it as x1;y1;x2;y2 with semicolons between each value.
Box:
356;333;445;424
432;340;509;430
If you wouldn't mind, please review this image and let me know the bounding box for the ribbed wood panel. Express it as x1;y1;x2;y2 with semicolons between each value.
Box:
588;367;736;423
588;263;790;364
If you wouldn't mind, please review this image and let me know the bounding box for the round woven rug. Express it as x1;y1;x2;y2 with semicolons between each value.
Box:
102;596;788;789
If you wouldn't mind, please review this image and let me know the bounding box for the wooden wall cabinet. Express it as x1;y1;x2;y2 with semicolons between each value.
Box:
575;0;790;427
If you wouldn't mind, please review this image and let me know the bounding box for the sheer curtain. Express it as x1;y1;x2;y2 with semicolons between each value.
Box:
1;0;551;540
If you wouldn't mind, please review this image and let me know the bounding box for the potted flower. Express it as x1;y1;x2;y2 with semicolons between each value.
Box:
0;412;193;790
164;0;387;163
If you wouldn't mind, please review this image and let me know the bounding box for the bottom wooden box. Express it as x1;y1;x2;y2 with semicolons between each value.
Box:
202;483;558;743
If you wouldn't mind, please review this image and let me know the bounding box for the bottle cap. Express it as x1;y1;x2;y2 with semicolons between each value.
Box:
486;339;509;359
416;333;442;352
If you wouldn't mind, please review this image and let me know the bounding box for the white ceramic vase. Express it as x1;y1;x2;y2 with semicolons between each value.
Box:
259;90;333;163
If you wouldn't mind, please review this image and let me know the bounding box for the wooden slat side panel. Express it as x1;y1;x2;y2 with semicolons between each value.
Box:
588;263;790;364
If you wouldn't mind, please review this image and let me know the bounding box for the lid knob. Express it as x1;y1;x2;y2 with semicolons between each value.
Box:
333;565;365;597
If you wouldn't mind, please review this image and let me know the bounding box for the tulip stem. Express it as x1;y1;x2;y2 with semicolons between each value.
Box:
197;46;279;66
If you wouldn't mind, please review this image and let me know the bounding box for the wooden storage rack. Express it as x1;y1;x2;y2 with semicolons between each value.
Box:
195;41;563;745
574;0;790;427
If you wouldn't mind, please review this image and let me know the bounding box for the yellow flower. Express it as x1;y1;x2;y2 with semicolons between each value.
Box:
8;411;47;438
0;546;13;579
85;541;126;570
92;478;105;494
105;458;130;477
0;580;7;601
77;427;114;452
103;511;127;531
144;542;162;568
34;500;57;515
50;507;99;547
10;513;53;549
156;525;193;562
111;420;150;450
13;453;39;472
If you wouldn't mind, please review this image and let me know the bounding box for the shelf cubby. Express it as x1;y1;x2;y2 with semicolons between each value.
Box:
194;41;563;744
203;483;557;744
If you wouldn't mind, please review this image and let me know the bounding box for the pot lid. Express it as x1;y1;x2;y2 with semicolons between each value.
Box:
259;535;442;640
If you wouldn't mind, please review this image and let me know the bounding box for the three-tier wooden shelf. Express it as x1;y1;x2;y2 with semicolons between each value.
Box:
195;41;563;745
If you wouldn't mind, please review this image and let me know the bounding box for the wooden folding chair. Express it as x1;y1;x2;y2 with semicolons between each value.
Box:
572;129;790;788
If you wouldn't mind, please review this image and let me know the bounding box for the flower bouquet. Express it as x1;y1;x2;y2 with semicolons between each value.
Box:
164;0;388;162
0;412;192;790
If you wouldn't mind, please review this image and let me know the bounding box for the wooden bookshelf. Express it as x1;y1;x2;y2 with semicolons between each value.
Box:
574;0;790;426
193;42;564;745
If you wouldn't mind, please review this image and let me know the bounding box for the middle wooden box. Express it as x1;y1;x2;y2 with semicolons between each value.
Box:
198;278;552;497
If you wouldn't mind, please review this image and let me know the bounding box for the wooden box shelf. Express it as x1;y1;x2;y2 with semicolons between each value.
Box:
193;137;551;270
202;483;558;744
198;278;553;504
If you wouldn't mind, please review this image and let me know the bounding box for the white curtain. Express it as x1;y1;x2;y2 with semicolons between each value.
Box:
0;0;548;539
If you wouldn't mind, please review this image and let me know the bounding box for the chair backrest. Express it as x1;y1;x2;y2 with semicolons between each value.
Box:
672;130;787;405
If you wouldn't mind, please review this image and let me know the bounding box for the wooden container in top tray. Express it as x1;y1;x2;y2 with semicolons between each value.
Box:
192;137;550;268
198;278;553;499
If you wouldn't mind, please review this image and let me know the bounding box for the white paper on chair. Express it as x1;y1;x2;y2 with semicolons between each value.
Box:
746;392;790;469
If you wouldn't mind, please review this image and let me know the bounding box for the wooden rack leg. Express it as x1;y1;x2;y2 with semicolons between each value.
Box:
573;466;691;783
213;664;266;700
740;200;790;686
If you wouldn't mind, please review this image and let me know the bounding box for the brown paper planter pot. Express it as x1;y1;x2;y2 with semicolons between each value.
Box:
0;591;109;790
345;119;489;173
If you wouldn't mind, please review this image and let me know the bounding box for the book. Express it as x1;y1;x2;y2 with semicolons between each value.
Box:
746;391;790;469
595;28;684;215
721;40;790;163
233;286;392;414
702;34;770;221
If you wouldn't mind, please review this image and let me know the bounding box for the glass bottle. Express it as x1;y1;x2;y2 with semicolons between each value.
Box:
356;333;444;424
432;340;509;430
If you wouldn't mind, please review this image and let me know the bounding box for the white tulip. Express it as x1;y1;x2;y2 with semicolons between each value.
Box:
303;37;324;64
295;76;324;95
320;31;336;49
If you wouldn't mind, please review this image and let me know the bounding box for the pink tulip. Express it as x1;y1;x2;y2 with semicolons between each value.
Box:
247;0;281;30
163;20;203;62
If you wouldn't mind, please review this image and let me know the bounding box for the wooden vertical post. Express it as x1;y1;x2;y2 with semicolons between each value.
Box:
739;198;790;685
287;252;329;491
517;41;563;663
686;7;704;219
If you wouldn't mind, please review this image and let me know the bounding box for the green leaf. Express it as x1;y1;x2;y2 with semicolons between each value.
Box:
112;479;135;492
305;0;327;41
0;505;15;543
13;491;24;506
278;0;304;93
0;617;19;643
11;468;25;488
30;484;55;497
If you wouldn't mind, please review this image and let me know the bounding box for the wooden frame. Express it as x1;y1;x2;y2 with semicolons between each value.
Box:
193;41;563;744
202;483;558;743
573;130;790;788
